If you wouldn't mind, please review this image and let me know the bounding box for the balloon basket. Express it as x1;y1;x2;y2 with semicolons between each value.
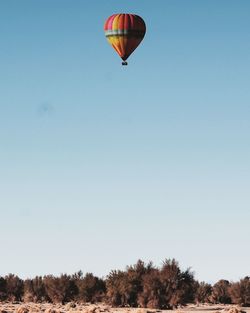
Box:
122;62;128;66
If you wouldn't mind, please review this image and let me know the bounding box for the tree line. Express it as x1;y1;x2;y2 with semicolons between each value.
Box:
0;259;250;308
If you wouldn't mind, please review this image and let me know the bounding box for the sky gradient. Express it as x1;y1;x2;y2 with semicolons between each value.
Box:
0;0;250;283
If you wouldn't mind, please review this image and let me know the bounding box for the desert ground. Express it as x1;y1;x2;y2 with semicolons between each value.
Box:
0;303;250;313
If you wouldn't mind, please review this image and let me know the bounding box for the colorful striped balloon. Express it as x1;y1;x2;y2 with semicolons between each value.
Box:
104;14;146;65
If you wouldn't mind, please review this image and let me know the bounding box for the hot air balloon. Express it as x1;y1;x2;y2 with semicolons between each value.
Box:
104;14;146;65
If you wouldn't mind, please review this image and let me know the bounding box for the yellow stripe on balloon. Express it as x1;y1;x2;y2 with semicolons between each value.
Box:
112;14;121;30
107;36;123;57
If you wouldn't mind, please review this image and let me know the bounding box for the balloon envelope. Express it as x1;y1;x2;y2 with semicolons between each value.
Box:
104;14;146;62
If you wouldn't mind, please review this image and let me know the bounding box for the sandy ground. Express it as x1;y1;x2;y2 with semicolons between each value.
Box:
0;303;249;313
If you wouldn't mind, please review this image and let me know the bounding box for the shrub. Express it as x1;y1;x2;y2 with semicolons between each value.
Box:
106;270;127;306
5;274;24;301
211;280;231;304
43;274;77;303
76;272;106;303
138;268;163;309
229;277;250;306
106;260;154;307
121;260;154;307
15;306;29;313
23;277;47;302
138;259;195;309
159;259;195;308
0;277;7;301
194;281;212;304
31;276;47;302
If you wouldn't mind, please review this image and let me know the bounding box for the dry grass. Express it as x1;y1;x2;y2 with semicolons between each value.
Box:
15;306;30;313
0;303;249;313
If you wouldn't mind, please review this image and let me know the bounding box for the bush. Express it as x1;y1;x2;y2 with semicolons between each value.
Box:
75;272;106;303
23;277;47;302
230;277;250;306
159;259;195;308
31;276;47;302
5;274;24;301
105;259;196;309
138;268;163;309
211;280;231;304
106;270;127;306
106;260;154;307
1;258;249;309
0;277;7;301
194;281;212;304
43;274;77;303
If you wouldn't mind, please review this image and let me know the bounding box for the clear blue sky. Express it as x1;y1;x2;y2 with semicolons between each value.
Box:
0;0;249;283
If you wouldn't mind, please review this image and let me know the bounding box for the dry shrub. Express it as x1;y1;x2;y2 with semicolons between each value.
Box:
175;311;182;313
22;291;34;303
65;302;77;310
86;307;97;313
226;307;246;313
194;281;212;303
211;280;231;304
106;260;154;307
99;307;110;312
29;308;41;313
75;272;106;303
228;308;239;313
0;277;7;301
138;259;195;309
15;306;29;313
43;274;77;304
229;277;250;306
23;277;46;303
44;309;62;313
5;274;24;301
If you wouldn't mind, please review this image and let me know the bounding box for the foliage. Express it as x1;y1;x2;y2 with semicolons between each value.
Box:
211;280;231;304
194;281;212;304
0;277;7;301
106;259;195;309
1;259;249;309
229;277;250;306
43;274;77;303
75;272;106;303
23;276;47;302
5;274;24;301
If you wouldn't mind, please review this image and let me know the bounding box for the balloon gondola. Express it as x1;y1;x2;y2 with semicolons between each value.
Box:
104;14;146;65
